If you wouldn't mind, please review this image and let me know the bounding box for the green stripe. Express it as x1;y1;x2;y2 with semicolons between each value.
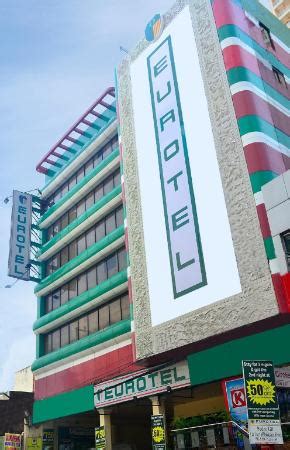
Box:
238;115;290;148
250;170;278;193
32;318;131;371
38;185;122;256
33;385;94;424
264;236;276;260
34;270;128;330
227;67;290;110
40;148;120;226
35;225;124;294
218;24;290;77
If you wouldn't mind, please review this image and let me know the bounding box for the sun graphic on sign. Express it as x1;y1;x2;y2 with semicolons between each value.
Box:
152;426;165;443
246;379;276;406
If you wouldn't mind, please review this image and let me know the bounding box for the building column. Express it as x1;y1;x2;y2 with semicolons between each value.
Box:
150;395;165;416
99;409;112;450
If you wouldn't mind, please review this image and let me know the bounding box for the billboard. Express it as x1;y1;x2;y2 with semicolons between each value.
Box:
117;0;279;359
8;190;32;280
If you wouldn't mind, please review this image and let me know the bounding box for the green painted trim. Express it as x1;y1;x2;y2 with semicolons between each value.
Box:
218;25;290;77
36;335;44;359
33;270;128;330
250;170;278;193
40;148;120;226
35;225;124;294
38;185;122;256
32;319;131;371
227;67;290;110
187;324;290;387
33;385;94;424
37;297;46;319
264;236;276;260
238;115;290;148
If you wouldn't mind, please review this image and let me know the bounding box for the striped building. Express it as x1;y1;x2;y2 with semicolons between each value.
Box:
30;0;290;448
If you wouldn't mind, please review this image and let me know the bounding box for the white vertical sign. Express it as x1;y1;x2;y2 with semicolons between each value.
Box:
8;190;32;280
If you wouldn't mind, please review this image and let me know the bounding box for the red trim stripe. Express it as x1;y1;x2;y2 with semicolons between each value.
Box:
256;204;271;238
272;274;290;314
244;143;289;175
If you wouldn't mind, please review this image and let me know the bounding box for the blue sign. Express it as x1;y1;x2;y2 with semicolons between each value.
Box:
145;14;163;42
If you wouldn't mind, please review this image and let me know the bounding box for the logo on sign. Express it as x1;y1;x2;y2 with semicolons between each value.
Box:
231;388;246;408
145;14;164;42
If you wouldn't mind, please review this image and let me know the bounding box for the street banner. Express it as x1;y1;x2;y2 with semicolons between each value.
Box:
242;360;283;445
95;426;106;450
4;434;21;450
151;415;166;450
224;378;248;430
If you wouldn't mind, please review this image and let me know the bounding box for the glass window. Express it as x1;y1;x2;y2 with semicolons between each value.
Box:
88;310;99;334
52;290;61;310
61;183;69;198
50;254;60;272
53;220;60;235
86;228;95;248
46;294;53;313
61;325;69;347
68;206;77;223
99;304;110;330
84;159;94;175
102;143;111;160
107;253;118;278
77;273;87;295
52;329;60;351
85;191;94;210
94;152;103;168
70;321;78;343
77;235;86;255
113;170;121;187
116;207;123;228
95;220;105;242
96;260;107;285
105;212;116;235
76;167;85;183
45;335;52;354
69;176;77;191
47;226;54;241
76;200;86;217
61;246;69;266
110;299;121;324
68;279;77;300
61;212;69;231
121;294;130;319
61;284;69;305
87;267;97;290
69;240;77;260
281;230;290;271
118;248;127;271
78;316;88;339
54;190;61;203
95;184;103;202
103;175;114;196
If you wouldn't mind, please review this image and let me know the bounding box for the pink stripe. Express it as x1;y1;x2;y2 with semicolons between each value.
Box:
256;204;271;238
244;143;289;174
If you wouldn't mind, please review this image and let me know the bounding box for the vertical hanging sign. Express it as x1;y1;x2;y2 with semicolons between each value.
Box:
8;190;32;280
151;415;166;450
95;427;106;450
242;360;283;445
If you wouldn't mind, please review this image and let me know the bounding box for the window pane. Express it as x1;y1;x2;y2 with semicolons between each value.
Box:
103;175;114;195
76;167;85;183
87;267;97;290
85;159;94;175
45;335;52;354
95;220;105;242
61;325;69;347
61;212;69;231
76;200;86;217
54;190;61;203
52;290;61;310
53;220;60;235
116;207;123;228
46;294;53;313
69;240;77;260
102;143;111;160
105;212;116;235
52;329;60;351
86;228;95;248
77;273;87;295
99;305;110;330
113;169;121;187
69;321;78;343
69;176;77;190
94;152;103;168
69;206;77;223
61;246;69;266
95;184;103;202
118;248;127;271
121;294;130;319
68;279;77;300
85;191;94;210
47;226;54;241
110;299;121;324
78;316;89;339
60;284;69;305
61;183;69;198
50;254;60;272
107;253;118;278
77;235;86;255
96;260;107;285
88;310;99;334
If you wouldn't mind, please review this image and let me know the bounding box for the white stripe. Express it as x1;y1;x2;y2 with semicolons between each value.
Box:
38;194;122;261
39;157;120;229
269;258;280;274
124;217;128;229
35;281;128;334
34;335;132;379
131;321;135;332
42;121;118;199
241;132;290;157
254;191;264;206
127;266;131;278
36;236;125;297
230;82;290;117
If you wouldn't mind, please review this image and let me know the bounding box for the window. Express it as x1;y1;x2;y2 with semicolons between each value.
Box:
121;294;130;319
68;279;77;300
61;212;69;230
118;248;127;271
61;284;69;305
61;183;69;198
99;304;110;329
88;310;98;334
281;230;290;271
61;325;69;347
259;22;275;49
85;191;94;210
95;185;103;202
273;67;287;89
52;291;61;310
97;260;107;284
110;298;121;324
69;241;77;260
107;253;118;278
61;246;69;266
95;220;105;242
85;159;94;175
105;212;116;235
45;334;52;354
70;321;78;343
68;206;77;223
69;176;77;190
52;329;60;351
86;227;96;248
76;200;86;217
103;175;114;195
77;234;86;255
113;170;121;187
77;273;87;295
46;294;53;313
76;167;85;183
78;316;88;339
87;267;97;290
116;207;123;228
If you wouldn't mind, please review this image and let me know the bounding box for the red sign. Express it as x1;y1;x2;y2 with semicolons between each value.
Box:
231;388;246;408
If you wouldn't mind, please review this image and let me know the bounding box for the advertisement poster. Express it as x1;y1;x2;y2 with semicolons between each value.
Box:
151;415;166;450
242;360;283;445
95;426;106;450
26;438;42;450
224;378;248;429
43;430;54;450
4;434;21;450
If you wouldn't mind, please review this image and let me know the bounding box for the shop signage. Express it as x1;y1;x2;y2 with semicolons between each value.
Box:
94;361;190;408
242;360;283;445
151;415;166;450
26;438;42;450
95;427;106;450
4;434;21;450
145;14;164;42
8;190;32;280
43;430;54;445
224;378;248;430
275;367;290;388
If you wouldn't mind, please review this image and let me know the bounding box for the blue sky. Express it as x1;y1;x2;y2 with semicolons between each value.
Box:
0;0;173;391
